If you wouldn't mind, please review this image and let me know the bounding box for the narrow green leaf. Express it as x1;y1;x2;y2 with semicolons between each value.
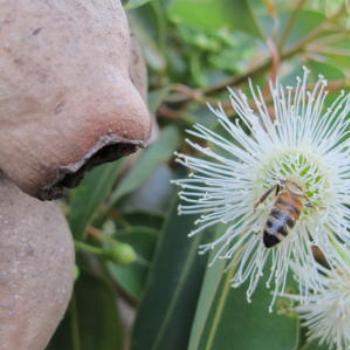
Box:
75;274;123;350
198;266;299;350
68;160;124;239
309;61;345;80
107;230;157;299
125;0;153;11
188;226;227;350
169;0;228;31
301;340;330;350
47;273;123;350
121;164;173;213
148;86;171;113
168;0;263;38
129;8;167;71
279;10;325;50
45;301;76;350
131;195;208;350
110;126;180;204
123;210;164;230
221;0;264;38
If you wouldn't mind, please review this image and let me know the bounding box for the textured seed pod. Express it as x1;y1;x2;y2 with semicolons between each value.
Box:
0;0;151;200
0;177;74;350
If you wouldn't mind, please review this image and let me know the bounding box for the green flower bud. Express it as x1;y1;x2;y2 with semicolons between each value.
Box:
107;241;137;265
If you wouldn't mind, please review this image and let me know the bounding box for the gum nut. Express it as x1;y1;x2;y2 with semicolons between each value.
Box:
0;177;74;350
0;0;152;200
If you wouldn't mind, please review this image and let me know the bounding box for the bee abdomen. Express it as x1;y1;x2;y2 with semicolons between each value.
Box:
271;209;295;228
263;209;296;248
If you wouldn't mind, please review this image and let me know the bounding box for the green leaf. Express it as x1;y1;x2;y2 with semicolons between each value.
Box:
198;265;299;350
125;0;153;11
75;274;123;350
45;306;73;350
107;229;157;299
47;273;123;350
279;10;325;50
68;160;125;239
188;225;227;350
168;0;263;38
110;126;180;204
301;340;329;350
131;195;208;350
221;0;264;38
121;164;174;213
129;6;167;71
309;61;345;80
148;86;171;113
123;210;164;230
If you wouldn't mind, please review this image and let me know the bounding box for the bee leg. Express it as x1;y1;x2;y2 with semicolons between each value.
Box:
254;184;278;210
275;183;282;195
277;178;286;191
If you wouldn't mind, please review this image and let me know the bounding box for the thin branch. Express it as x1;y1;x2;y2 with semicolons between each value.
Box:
74;240;104;256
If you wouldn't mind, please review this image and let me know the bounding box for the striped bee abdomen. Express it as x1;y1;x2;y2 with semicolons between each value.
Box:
263;191;303;248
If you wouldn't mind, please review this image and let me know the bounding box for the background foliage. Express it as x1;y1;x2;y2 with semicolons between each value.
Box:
47;1;349;349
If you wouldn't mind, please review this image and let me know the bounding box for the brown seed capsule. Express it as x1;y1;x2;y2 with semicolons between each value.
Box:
0;177;74;350
0;0;151;200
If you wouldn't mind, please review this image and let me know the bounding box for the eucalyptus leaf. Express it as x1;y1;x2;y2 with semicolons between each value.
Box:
301;340;330;350
75;274;123;350
121;164;173;213
309;61;345;80
69;160;125;239
129;6;167;71
131;195;208;350
168;0;263;38
107;230;157;300
279;10;325;50
110;126;180;204
125;0;153;11
198;267;300;350
123;210;164;230
46;273;123;350
148;86;171;113
188;226;227;350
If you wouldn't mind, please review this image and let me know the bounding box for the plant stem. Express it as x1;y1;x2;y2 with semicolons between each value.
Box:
74;240;104;256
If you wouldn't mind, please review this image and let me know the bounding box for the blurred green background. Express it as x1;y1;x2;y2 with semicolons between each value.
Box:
47;1;348;349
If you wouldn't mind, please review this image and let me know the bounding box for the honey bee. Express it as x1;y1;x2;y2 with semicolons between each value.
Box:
254;178;312;248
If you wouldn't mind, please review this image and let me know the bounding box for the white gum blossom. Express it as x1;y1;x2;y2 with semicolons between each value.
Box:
173;67;350;309
288;262;350;350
